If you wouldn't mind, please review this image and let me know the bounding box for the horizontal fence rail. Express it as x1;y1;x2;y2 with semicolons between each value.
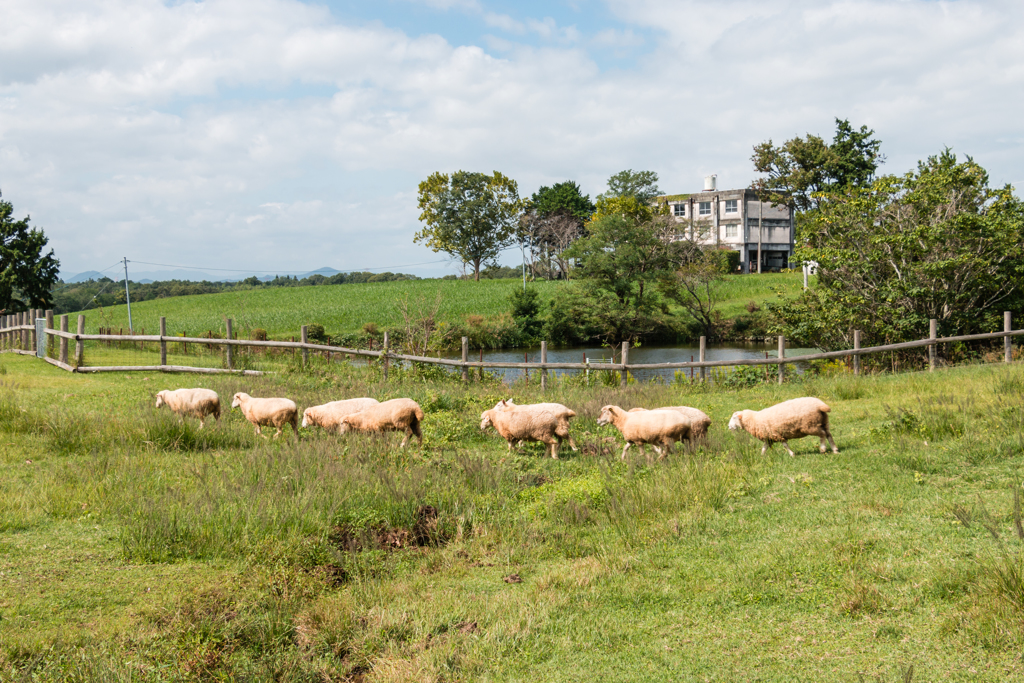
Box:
0;311;1018;384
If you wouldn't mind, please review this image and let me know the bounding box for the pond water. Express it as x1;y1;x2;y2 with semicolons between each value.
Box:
437;341;820;383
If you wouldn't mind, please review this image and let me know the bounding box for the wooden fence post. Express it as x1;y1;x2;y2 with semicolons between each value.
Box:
159;317;167;366
541;341;548;391
75;315;85;368
382;331;389;381
21;312;28;351
928;319;937;371
461;337;468;382
1006;311;1013;363
226;319;233;370
45;310;54;358
621;341;629;388
853;330;861;376
301;325;308;367
778;335;785;384
699;336;706;383
57;315;67;365
29;310;36;353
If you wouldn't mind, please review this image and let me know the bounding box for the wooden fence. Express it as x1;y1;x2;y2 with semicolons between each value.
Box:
0;310;1019;389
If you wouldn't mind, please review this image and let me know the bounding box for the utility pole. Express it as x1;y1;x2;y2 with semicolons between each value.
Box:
123;257;134;333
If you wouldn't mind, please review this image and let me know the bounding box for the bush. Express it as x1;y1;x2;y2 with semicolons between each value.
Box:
306;323;327;343
250;328;267;341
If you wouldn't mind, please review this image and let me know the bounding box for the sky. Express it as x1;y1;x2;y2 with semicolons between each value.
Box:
2;0;1023;280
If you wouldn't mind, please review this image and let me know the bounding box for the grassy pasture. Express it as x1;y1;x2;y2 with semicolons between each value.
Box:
67;273;806;340
2;350;1021;681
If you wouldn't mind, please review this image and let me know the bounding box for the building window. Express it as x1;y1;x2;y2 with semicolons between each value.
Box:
673;203;685;217
725;224;737;238
698;201;711;216
725;199;737;213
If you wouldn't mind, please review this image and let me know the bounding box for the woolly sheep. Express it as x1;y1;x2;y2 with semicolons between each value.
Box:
154;388;221;428
628;406;712;443
302;397;380;432
480;402;578;459
231;392;300;440
727;396;837;456
338;398;424;448
597;404;691;461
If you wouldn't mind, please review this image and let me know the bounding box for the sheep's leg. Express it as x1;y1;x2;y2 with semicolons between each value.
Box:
824;428;838;453
620;442;631;460
399;432;410;448
761;441;770;456
782;440;795;457
819;436;828;453
273;426;283;439
199;417;205;429
568;434;578;452
547;438;559;460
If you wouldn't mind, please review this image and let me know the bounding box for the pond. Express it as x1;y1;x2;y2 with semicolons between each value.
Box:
438;341;821;383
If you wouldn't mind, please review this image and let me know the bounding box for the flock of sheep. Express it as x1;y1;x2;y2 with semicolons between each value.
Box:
154;387;839;459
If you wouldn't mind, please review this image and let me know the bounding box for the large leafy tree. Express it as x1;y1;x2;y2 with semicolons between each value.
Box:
770;150;1024;350
598;169;662;204
561;211;689;344
531;181;595;222
752;118;884;212
0;192;60;312
416;171;525;281
519;181;595;280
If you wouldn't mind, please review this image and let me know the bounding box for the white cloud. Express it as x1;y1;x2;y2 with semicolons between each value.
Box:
1;0;1022;278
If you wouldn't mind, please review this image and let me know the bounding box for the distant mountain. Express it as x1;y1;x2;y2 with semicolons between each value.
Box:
63;271;108;283
301;267;343;278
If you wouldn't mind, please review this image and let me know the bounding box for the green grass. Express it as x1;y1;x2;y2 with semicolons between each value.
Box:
2;350;1024;679
65;274;805;341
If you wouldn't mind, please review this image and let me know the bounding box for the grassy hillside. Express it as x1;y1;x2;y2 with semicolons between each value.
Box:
1;353;1023;680
67;273;807;341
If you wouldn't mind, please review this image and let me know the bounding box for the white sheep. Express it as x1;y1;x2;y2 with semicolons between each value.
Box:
154;388;221;428
231;392;300;439
628;406;712;443
480;402;578;459
302;397;380;432
727;396;837;456
338;398;424;448
597;404;691;461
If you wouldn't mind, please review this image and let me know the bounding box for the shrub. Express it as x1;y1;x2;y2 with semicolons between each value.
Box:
250;328;268;341
306;323;327;343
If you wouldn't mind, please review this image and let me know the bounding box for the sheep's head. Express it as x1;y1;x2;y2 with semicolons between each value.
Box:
301;408;314;428
155;391;166;409
479;411;493;430
231;392;247;409
493;399;515;411
596;405;615;426
337;417;352;434
727;412;743;431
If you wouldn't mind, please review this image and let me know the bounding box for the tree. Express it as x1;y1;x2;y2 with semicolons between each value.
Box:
562;212;688;344
416;171;525;281
770;150;1024;351
519;181;595;280
598;169;662;204
531;181;595;222
0;192;60;312
665;252;725;340
751;118;884;212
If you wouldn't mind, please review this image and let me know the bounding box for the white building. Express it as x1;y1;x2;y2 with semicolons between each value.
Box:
657;175;795;273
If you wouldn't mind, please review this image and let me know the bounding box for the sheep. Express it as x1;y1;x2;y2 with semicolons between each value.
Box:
628;406;712;443
480;403;578;459
302;397;380;432
231;392;300;439
337;398;424;448
154;388;221;428
597;405;691;461
727;396;837;456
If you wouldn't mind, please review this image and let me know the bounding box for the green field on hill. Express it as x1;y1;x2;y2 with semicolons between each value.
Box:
67;273;807;341
1;351;1023;680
